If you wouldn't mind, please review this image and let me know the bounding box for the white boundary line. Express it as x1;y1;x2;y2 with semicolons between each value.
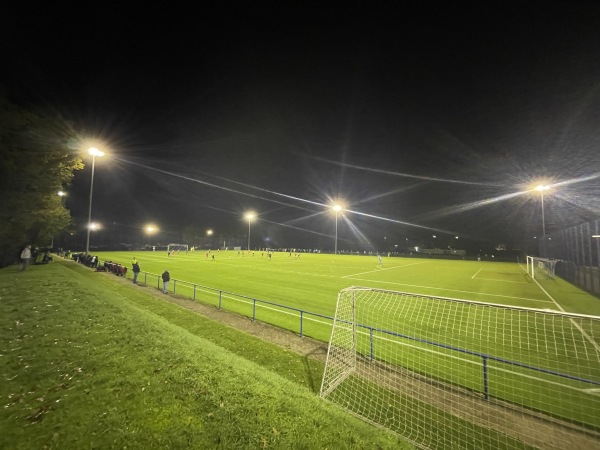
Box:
345;277;552;303
519;264;600;353
472;267;528;283
476;277;529;284
342;261;427;279
471;267;483;279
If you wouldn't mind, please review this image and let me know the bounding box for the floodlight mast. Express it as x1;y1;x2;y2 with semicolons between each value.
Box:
245;212;255;251
85;148;105;254
332;203;343;255
535;184;550;237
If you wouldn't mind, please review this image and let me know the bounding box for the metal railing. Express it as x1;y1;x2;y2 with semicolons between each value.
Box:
133;270;335;340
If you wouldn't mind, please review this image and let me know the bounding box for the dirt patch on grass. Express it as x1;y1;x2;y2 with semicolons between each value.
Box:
123;277;329;362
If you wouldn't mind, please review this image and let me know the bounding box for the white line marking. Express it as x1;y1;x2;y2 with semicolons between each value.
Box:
345;277;552;303
476;277;529;284
342;261;427;279
471;267;483;279
519;264;600;353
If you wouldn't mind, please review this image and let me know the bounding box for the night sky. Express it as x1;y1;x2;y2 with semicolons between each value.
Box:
2;5;600;252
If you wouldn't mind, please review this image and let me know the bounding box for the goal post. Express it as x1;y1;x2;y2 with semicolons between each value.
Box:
526;255;558;279
167;243;188;253
320;286;600;450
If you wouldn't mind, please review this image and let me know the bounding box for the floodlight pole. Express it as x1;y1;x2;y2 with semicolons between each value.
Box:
540;191;546;237
335;210;338;255
535;184;549;237
85;148;104;254
85;155;97;254
245;213;255;251
247;220;251;251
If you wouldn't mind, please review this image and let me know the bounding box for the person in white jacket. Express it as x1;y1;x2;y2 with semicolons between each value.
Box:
20;245;32;271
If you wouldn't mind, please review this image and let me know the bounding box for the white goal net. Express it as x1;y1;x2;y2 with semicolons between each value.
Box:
167;243;188;253
526;256;558;279
320;286;600;450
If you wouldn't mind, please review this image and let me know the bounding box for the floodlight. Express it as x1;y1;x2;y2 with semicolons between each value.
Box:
88;147;105;157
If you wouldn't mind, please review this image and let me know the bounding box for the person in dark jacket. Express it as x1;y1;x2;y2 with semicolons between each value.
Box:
132;261;141;284
162;269;170;293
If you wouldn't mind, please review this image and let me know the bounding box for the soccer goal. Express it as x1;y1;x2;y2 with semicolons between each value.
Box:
320;286;600;450
526;255;558;279
167;243;188;253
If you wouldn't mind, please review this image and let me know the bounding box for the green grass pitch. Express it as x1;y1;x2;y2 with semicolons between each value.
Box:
88;251;600;442
95;250;600;318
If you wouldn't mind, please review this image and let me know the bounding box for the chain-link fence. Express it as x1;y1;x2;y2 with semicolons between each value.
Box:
542;219;600;296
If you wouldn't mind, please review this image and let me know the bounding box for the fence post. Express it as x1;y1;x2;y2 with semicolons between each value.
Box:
173;280;176;294
252;299;256;321
157;275;160;290
218;291;222;310
193;284;196;301
483;356;489;400
370;327;374;361
144;273;147;285
300;311;304;337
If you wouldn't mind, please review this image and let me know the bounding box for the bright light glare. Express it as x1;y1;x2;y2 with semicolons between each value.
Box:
206;229;213;236
245;212;256;221
145;225;158;234
88;147;105;157
332;202;344;212
57;191;66;197
89;222;101;231
535;184;550;192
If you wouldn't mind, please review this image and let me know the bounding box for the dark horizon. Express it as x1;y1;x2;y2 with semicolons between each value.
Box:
2;5;599;254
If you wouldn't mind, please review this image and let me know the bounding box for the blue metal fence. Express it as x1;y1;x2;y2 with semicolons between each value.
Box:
134;270;335;338
127;269;600;404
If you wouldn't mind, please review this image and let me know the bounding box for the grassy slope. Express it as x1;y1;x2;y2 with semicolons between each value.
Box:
0;261;411;449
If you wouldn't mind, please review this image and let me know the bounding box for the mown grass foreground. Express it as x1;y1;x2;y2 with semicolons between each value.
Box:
0;261;411;449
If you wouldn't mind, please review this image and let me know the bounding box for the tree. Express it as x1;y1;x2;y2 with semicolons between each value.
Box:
0;94;83;267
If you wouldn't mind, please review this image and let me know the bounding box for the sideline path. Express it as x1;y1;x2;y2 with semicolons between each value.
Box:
106;271;330;362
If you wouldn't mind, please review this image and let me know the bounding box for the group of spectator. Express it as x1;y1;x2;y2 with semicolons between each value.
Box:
103;261;128;277
19;245;165;293
71;252;99;268
18;245;53;271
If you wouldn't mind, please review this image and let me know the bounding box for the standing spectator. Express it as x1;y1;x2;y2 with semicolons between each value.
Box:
132;261;141;284
19;245;32;271
162;269;170;294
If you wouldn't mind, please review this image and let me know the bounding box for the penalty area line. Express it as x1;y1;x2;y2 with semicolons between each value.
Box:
342;261;427;279
519;265;600;353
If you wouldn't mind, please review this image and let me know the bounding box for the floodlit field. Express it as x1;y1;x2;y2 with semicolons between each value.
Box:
95;250;600;318
83;252;600;447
